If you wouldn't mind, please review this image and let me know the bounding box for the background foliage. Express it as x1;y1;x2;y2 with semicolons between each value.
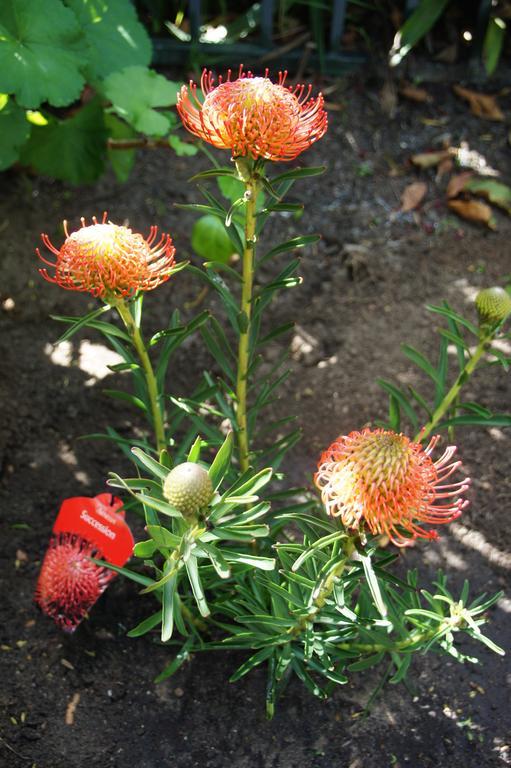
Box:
0;0;195;183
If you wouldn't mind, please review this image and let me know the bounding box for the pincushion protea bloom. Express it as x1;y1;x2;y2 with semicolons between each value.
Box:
35;533;115;632
314;429;469;547
37;214;176;299
177;66;327;161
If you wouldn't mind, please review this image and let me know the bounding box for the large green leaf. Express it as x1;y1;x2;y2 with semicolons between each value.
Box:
20;98;106;183
64;0;151;81
0;97;30;169
103;66;181;137
0;0;87;108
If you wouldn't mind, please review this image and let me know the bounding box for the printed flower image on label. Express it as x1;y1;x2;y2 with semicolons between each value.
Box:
35;494;134;632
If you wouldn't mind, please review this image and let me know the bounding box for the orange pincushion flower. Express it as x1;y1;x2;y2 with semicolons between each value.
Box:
177;66;327;161
35;533;115;632
37;213;176;299
314;429;469;547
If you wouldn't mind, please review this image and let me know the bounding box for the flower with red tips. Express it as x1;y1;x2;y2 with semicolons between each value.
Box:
314;429;469;547
37;213;177;299
177;66;327;161
35;533;115;632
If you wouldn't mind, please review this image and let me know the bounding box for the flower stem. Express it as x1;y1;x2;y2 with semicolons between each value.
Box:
415;331;493;443
289;537;356;637
236;173;259;472
113;299;166;454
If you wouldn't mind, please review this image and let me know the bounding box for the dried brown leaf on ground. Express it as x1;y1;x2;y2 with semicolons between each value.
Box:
65;693;80;725
399;82;433;104
401;181;428;212
465;178;511;214
380;79;398;118
411;150;452;169
448;198;496;228
453;85;505;121
436;156;454;180
446;172;474;198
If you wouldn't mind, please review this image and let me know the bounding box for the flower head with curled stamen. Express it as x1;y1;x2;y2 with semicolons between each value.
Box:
37;213;177;299
177;66;327;161
35;533;115;632
314;429;469;547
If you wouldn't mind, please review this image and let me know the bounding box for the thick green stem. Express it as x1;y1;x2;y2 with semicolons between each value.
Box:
415;332;492;443
337;627;443;655
289;538;356;637
236;174;259;472
114;299;166;454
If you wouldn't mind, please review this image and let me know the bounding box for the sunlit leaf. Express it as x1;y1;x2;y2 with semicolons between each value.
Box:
103;66;180;136
0;0;87;108
64;0;151;80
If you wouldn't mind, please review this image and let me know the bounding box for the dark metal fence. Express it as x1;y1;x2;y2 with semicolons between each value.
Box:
152;1;498;77
153;0;366;74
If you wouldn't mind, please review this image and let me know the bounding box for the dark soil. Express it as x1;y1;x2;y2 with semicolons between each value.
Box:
0;75;510;768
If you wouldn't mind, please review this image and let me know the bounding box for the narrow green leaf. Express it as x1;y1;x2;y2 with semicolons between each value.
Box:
197;541;231;578
208;431;233;490
402;344;440;384
388;394;401;431
377;379;418;430
190;167;235;182
133;539;158;558
348;652;385;672
229;647;274;682
360;554;388;618
221;551;276;570
185;556;210;617
271;166;326;183
154;640;193;683
127;610;162;638
161;565;177;642
51;305;111;343
427;304;479;336
103;389;147;412
131;447;169;480
258;235;320;266
437;414;511;429
146;525;180;549
224;467;273;501
187;435;203;463
90;559;154;587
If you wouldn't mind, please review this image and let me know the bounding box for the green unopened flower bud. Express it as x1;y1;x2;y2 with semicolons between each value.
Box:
163;462;213;521
475;287;511;327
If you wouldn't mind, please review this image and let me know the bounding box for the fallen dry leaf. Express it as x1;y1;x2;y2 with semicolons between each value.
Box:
379;79;398;118
411;150;452;169
436;157;454;180
453;85;504;121
448;198;496;228
465;178;511;214
446;172;474;198
401;181;428;212
399;82;433;104
65;693;80;726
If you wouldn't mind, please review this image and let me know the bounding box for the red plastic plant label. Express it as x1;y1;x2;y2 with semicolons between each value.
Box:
35;494;134;632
